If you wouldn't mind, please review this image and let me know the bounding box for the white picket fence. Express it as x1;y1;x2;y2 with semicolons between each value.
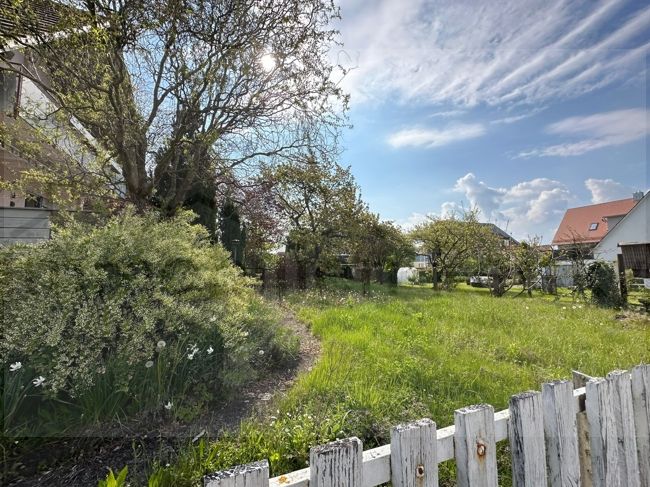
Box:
204;365;650;487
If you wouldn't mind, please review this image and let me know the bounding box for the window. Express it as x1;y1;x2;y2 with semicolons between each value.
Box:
0;70;19;115
589;222;598;231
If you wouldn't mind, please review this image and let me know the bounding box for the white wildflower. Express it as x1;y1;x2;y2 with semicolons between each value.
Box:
187;352;195;360
206;346;214;355
157;340;166;349
32;376;45;387
9;362;22;372
258;350;265;356
145;360;154;368
242;331;249;337
562;306;567;310
164;401;173;410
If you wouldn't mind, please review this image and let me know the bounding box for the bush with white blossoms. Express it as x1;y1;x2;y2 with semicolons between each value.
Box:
0;210;296;402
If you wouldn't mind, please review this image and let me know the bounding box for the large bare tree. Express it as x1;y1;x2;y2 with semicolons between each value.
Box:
1;0;348;210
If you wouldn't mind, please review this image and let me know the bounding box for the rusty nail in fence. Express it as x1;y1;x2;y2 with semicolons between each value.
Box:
476;441;486;457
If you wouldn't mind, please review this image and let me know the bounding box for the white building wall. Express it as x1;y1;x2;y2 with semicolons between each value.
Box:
594;195;649;262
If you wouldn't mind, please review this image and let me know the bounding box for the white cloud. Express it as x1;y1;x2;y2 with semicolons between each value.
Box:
387;123;485;148
517;108;649;158
445;173;574;240
339;0;650;107
585;178;633;203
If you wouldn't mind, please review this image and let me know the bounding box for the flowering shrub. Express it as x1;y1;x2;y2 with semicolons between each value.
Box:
1;210;296;432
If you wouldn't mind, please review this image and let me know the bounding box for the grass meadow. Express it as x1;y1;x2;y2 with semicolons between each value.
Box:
149;280;649;486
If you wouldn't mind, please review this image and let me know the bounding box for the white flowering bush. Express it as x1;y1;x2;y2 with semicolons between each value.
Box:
1;210;296;432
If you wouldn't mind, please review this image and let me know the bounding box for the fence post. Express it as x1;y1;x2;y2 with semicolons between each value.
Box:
390;418;438;487
606;370;640;487
509;391;546;487
310;437;363;487
541;380;580;487
631;365;650;486
454;404;497;487
204;460;269;487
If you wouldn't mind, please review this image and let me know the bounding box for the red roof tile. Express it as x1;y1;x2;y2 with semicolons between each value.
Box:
552;198;638;245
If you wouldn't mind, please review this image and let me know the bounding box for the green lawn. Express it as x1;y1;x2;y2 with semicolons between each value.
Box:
150;280;649;486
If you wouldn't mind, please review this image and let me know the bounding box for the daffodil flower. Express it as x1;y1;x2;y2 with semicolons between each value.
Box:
207;346;214;354
9;362;22;372
164;401;173;410
32;376;45;387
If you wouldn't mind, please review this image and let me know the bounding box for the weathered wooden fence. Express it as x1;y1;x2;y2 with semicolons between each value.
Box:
204;365;650;486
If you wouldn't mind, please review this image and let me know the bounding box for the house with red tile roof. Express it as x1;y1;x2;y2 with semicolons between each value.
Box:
552;193;643;252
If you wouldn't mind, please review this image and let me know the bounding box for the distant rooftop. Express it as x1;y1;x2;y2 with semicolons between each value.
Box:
552;197;639;246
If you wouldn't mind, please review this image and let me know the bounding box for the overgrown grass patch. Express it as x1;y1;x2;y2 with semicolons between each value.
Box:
148;280;648;486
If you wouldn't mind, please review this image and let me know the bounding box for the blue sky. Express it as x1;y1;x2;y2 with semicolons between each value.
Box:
333;0;649;243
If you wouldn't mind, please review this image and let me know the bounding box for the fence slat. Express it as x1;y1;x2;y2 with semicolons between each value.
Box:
204;460;269;487
606;370;640;487
390;418;438;487
454;404;497;487
586;377;619;487
509;391;546;487
542;380;580;487
586;373;641;487
631;364;650;486
310;437;363;487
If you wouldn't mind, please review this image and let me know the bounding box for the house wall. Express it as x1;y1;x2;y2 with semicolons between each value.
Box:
0;207;52;244
594;196;649;262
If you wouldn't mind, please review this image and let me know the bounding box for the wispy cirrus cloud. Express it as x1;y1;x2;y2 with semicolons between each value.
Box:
517;108;648;158
339;0;650;107
387;123;485;149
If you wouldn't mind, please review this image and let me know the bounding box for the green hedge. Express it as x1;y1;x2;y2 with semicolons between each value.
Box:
1;210;296;434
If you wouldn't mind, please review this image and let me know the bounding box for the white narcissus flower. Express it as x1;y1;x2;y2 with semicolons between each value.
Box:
9;362;22;372
206;346;214;354
258;350;265;356
164;401;173;410
32;376;45;387
157;340;166;349
145;360;154;368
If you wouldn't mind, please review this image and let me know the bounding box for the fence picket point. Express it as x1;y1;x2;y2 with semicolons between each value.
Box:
542;380;580;487
454;404;497;487
390;418;438;487
204;460;269;487
509;391;546;486
310;437;363;487
631;364;650;486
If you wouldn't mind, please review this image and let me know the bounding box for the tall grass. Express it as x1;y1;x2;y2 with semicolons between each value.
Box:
145;281;649;486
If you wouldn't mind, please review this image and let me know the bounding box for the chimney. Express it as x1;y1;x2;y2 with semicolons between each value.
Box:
633;191;644;201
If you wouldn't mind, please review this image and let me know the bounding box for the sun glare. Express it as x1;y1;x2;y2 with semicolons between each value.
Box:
260;54;276;72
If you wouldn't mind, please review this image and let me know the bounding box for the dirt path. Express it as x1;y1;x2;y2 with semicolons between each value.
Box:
6;308;320;487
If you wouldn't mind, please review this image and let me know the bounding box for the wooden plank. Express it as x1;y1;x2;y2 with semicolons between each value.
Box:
204;460;269;487
0;207;52;218
0;217;50;228
606;370;640;487
454;404;497;487
0;227;50;239
631;365;650;486
586;377;622;487
509;391;546;487
310;437;363;487
542;380;580;487
390;418;437;487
